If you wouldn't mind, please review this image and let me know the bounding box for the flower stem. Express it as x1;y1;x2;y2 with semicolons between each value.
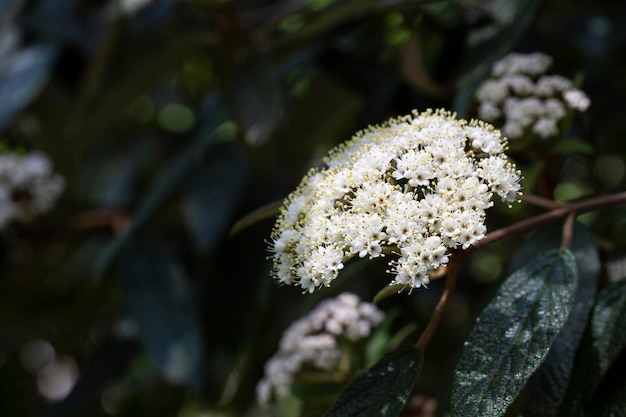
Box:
416;255;463;350
470;191;626;253
519;193;564;210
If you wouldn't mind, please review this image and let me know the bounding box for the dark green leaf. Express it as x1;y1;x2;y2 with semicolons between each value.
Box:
229;199;283;237
551;138;595;155
231;55;283;146
0;43;58;131
588;279;626;391
117;242;204;388
452;0;539;115
452;250;578;417
594;350;626;417
182;142;248;252
93;100;228;280
559;280;626;416
268;68;363;174
323;345;422;417
518;224;600;417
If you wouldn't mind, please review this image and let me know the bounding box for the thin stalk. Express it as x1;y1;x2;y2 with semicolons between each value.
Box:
519;193;565;210
560;212;576;251
470;191;626;254
416;255;463;350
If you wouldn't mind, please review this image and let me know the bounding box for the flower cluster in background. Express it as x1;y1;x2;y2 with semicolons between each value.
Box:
460;0;523;46
476;52;590;140
256;293;384;405
269;109;521;293
0;150;64;228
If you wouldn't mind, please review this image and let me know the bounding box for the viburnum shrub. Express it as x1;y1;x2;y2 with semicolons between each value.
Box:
254;63;626;415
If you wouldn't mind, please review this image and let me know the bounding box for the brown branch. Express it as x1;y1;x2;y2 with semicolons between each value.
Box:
519;193;565;210
73;210;129;235
470;191;626;254
416;255;463;350
560;212;576;251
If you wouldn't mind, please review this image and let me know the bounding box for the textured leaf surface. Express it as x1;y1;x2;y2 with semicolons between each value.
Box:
323;345;422;417
118;243;203;388
516;224;599;417
588;279;626;391
452;250;578;417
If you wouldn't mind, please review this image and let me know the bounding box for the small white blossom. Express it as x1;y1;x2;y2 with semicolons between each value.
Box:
475;52;590;140
0;151;64;228
460;0;523;46
256;293;384;405
269;109;521;293
563;89;591;111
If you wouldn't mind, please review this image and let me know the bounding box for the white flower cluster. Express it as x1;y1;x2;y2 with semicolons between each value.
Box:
0;151;64;227
256;292;384;405
476;52;590;139
460;0;521;45
269;109;521;293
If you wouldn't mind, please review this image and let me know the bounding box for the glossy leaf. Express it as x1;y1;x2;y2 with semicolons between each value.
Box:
452;250;578;417
588;279;626;391
518;223;600;417
182;142;248;252
117;242;203;388
0;43;58;131
558;280;626;416
323;345;422;417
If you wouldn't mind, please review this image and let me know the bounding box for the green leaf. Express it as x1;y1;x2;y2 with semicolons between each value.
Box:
588;279;626;391
117;242;204;388
93;100;228;280
551;138;595;155
323;345;422;417
452;250;578;417
558;280;626;416
593;351;626;417
231;55;283;146
182;142;248;252
229;199;284;238
0;43;58;131
516;224;600;417
452;0;539;115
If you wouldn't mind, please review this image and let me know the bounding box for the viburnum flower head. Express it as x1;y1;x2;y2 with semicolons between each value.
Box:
256;292;384;405
475;52;590;139
269;109;521;293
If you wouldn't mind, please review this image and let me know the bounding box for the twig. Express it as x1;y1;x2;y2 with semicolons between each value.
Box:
519;193;565;210
416;255;462;350
73;210;129;235
470;191;626;254
560;212;576;251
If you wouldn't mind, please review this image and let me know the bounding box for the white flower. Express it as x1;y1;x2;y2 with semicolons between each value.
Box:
563;89;591;111
0;150;64;228
475;52;590;140
269;109;521;293
256;293;384;405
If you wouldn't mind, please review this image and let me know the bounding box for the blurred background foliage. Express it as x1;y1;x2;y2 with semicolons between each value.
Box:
1;0;626;416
